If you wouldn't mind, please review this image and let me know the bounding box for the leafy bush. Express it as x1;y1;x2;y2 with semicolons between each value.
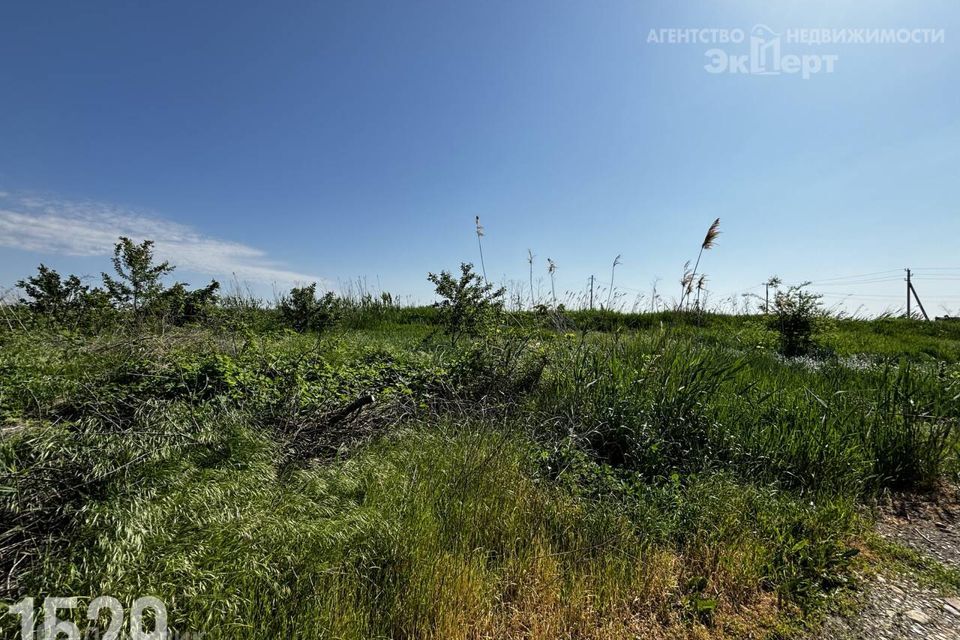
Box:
427;263;504;344
16;265;114;329
14;238;224;330
769;284;825;357
149;280;221;325
16;264;87;320
278;283;340;333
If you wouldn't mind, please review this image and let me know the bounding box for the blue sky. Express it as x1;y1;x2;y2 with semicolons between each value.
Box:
1;1;959;314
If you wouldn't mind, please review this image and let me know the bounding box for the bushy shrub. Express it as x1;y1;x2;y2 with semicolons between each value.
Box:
16;264;87;320
15;238;223;330
769;284;825;357
427;263;504;344
149;280;221;326
278;283;340;333
16;264;115;329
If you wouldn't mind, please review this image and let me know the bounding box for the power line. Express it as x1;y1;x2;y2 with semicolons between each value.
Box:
912;267;960;271
812;277;903;287
819;293;904;299
805;269;901;283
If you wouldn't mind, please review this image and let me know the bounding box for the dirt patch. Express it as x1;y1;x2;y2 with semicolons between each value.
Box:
876;482;960;574
814;483;960;639
815;576;960;639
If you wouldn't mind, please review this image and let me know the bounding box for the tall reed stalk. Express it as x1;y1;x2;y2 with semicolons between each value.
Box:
547;258;557;307
527;249;535;309
475;216;488;283
607;254;622;309
681;218;720;310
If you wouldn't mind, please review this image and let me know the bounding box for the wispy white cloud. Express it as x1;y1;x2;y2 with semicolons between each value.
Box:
0;192;323;286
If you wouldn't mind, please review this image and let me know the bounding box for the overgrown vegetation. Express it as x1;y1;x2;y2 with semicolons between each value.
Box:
278;283;341;333
769;284;826;357
1;240;959;639
428;262;505;344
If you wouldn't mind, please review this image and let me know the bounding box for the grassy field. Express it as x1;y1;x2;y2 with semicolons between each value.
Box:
2;302;960;638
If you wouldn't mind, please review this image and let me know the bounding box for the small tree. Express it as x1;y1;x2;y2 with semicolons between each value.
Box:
769;284;824;356
102;237;174;315
278;283;340;333
427;263;505;344
17;264;87;321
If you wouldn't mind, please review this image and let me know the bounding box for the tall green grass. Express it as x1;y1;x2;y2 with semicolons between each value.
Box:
538;331;959;495
4;417;860;639
2;315;958;638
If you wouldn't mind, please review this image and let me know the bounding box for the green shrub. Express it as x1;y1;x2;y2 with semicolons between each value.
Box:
427;263;504;344
148;280;221;325
278;284;340;333
769;284;825;356
15;265;115;329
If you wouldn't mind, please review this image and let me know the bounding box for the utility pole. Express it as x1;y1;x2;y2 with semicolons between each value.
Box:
906;268;930;321
906;268;911;318
588;275;595;310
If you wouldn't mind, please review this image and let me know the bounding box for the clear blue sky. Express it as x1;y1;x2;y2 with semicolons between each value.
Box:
1;1;959;314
